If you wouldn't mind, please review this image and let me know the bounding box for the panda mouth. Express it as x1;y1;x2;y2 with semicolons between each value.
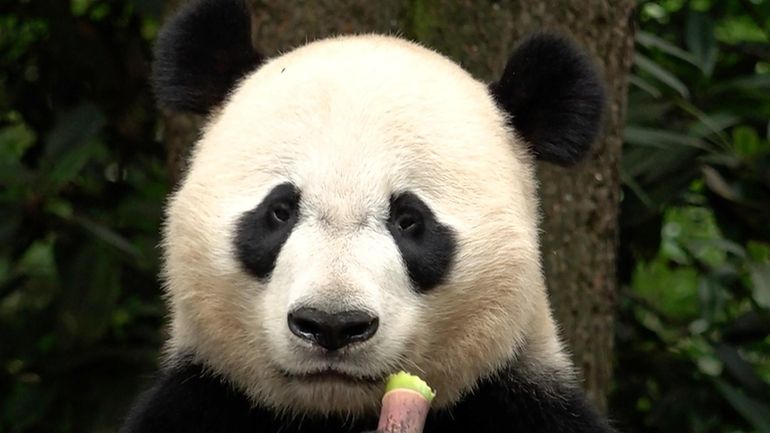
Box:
280;368;385;385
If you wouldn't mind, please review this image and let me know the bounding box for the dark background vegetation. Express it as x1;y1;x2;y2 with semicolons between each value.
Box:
1;0;769;432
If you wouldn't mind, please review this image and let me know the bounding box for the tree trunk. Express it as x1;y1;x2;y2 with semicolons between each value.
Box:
524;4;636;412
163;0;636;410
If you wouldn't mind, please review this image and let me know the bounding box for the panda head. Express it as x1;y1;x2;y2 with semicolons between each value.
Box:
155;0;605;417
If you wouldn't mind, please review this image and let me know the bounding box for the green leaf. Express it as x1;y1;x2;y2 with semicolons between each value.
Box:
687;238;746;259
715;343;770;398
702;166;741;202
714;379;770;433
625;126;707;150
0;121;35;162
43;103;104;161
750;262;770;309
43;141;100;193
732;126;763;158
697;277;723;324
71;214;142;259
747;241;770;262
685;11;718;77
632;258;699;319
39;103;105;193
129;0;163;18
57;243;122;344
626;98;673;124
16;240;57;281
712;75;770;94
629;75;662;98
636;31;699;66
689;112;739;139
715;15;770;44
0;120;36;188
1;382;51;430
0;16;48;62
70;0;92;16
634;53;691;99
697;353;723;376
621;169;655;208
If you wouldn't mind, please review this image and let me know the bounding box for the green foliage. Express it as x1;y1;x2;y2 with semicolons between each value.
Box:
0;1;167;432
613;1;770;432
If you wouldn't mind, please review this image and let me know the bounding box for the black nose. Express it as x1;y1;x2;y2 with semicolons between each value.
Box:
287;307;379;351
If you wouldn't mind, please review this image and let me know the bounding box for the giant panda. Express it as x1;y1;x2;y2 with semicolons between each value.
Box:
120;0;616;432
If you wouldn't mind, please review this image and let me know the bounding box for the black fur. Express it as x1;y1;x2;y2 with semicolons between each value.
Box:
234;183;301;279
152;0;263;114
120;358;618;433
489;32;606;166
387;192;456;292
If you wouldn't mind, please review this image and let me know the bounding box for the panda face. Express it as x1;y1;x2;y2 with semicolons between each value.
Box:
161;35;580;416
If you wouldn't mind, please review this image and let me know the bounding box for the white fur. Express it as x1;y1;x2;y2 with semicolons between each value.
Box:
162;34;572;417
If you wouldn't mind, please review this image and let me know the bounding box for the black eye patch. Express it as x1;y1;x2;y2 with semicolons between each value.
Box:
387;192;457;291
234;183;300;279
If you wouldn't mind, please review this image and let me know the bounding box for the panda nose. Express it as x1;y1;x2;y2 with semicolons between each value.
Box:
287;307;379;351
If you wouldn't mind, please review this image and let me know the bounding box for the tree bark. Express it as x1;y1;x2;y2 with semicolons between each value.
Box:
522;4;636;412
163;0;636;411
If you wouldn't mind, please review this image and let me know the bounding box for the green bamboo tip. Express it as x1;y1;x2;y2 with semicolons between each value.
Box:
384;371;436;402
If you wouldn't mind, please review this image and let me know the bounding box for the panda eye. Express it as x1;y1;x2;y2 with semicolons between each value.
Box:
395;211;422;235
270;202;293;224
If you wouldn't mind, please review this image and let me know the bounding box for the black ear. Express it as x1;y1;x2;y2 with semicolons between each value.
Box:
489;32;605;166
152;0;264;114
